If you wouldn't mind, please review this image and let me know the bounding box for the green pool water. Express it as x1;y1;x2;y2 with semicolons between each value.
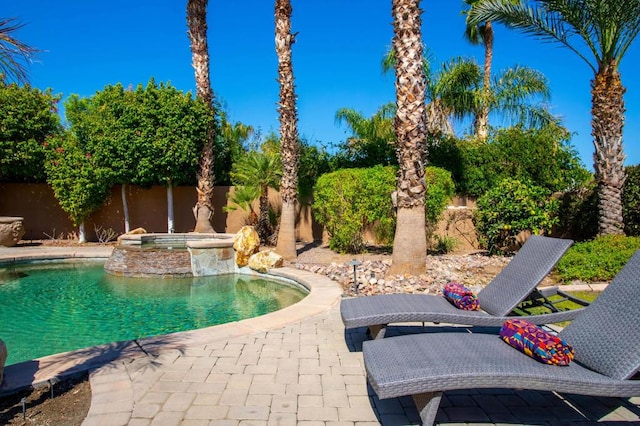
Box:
0;261;307;365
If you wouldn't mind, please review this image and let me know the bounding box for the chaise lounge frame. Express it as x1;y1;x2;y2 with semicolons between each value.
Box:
362;250;640;425
341;235;582;339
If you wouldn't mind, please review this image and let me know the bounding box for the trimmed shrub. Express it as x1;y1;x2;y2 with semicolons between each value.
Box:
623;165;640;236
313;166;396;253
474;178;559;253
313;165;455;253
555;235;640;282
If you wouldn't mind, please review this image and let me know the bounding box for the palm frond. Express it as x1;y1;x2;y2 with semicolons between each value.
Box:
0;17;39;84
468;0;597;72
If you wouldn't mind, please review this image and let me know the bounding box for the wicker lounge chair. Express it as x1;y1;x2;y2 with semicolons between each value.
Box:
363;250;640;425
341;235;582;339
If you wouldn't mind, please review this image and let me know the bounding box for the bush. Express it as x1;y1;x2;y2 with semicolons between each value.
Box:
424;167;455;226
474;178;559;253
554;181;598;241
430;235;458;254
428;126;591;197
313;165;454;253
555;235;640;282
313;166;396;253
623;165;640;236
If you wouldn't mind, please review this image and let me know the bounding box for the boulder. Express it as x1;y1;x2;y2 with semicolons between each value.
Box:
0;339;7;385
233;226;260;267
116;227;148;244
248;250;284;273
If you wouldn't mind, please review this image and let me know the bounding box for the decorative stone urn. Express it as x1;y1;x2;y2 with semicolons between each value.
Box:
0;216;25;247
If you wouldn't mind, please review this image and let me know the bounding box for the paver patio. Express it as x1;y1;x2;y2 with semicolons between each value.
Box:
1;245;639;425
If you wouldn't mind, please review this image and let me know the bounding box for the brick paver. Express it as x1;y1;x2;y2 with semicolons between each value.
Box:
83;304;640;425
1;247;638;425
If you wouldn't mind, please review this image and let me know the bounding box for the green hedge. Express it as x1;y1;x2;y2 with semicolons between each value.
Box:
313;165;454;253
555;235;640;282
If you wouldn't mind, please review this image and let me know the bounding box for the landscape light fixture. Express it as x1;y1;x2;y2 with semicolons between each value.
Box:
348;259;362;294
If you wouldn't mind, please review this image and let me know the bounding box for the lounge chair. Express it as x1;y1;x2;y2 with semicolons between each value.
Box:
363;250;640;425
341;235;582;339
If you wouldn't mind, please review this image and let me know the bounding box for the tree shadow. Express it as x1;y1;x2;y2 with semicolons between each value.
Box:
0;332;187;398
296;240;321;256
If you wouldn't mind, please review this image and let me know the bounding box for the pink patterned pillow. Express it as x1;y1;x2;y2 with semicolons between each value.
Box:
442;282;480;311
500;319;574;366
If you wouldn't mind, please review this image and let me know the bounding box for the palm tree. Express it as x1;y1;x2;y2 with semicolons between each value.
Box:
462;0;521;139
187;0;216;233
274;0;300;260
382;49;461;138
334;104;397;167
469;0;640;235
383;53;553;140
230;151;282;243
0;18;38;84
463;0;494;139
224;185;261;227
387;0;429;276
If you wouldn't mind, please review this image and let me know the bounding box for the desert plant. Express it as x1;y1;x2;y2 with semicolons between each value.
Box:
430;235;458;254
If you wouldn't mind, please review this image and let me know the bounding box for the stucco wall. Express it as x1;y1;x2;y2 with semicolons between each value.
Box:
0;184;320;243
0;183;475;250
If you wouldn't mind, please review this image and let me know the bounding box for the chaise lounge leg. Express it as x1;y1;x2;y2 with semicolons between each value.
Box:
368;324;387;339
413;391;442;426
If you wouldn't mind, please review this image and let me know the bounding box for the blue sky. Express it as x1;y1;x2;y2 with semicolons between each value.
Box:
5;1;640;169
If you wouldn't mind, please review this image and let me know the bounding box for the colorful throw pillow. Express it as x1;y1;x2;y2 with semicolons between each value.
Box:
500;318;575;366
442;282;480;311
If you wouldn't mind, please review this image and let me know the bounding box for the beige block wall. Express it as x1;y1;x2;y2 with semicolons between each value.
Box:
0;184;320;243
0;183;476;249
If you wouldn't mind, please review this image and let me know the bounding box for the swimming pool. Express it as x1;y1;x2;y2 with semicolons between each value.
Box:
0;260;307;365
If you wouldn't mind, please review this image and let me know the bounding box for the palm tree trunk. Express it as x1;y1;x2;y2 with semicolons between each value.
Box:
274;0;299;260
475;20;493;140
258;186;271;243
187;0;215;233
121;184;130;233
78;221;86;243
167;184;175;234
592;62;626;235
388;0;428;276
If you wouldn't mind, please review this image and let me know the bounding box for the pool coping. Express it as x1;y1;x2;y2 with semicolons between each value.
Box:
0;246;342;396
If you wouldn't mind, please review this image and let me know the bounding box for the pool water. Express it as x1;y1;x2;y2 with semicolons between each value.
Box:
0;261;307;365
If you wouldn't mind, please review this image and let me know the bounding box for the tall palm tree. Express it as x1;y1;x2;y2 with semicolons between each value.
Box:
230;151;282;243
469;0;640;235
387;0;428;276
462;0;521;139
0;18;37;84
382;49;461;137
463;0;494;139
274;0;300;260
383;54;554;139
187;0;216;233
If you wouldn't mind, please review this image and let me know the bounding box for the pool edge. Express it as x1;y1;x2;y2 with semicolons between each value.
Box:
0;248;342;397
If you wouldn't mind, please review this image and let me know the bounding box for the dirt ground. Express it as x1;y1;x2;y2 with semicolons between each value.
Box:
0;374;90;426
0;240;496;425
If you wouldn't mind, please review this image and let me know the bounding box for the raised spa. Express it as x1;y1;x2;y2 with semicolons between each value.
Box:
105;233;238;277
